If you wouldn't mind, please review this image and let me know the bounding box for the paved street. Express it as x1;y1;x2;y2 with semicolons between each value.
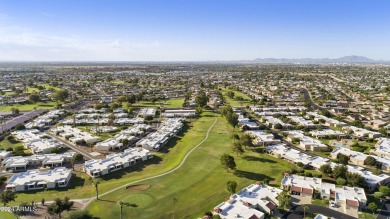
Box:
282;204;356;219
377;200;390;219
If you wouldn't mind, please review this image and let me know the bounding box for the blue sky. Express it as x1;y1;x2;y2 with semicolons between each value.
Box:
0;0;389;61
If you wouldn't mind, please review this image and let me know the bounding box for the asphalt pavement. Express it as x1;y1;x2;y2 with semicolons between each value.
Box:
282;204;356;219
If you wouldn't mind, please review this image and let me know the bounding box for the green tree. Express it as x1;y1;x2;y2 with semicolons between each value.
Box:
332;165;348;179
278;191;292;209
117;95;127;103
231;142;244;157
15;123;26;130
0;191;17;206
226;181;238;194
379;186;390;196
195;106;203;115
11;107;20;115
195;91;209;108
227;91;235;99
374;192;384;201
302;205;309;218
227;113;239;131
239;134;253;147
319;164;332;175
53;89;69;102
274;123;283;129
220;154;236;172
337;153;349;165
65;210;93;219
29;93;40;103
368;202;377;214
47;197;74;218
364;156;377;166
336;177;347;185
346;172;366;188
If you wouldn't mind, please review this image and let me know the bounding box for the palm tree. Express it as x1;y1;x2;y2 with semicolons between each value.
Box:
91;178;100;200
302;205;309;218
71;156;76;171
231;134;240;143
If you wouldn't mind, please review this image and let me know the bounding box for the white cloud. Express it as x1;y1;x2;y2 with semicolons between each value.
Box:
0;17;164;61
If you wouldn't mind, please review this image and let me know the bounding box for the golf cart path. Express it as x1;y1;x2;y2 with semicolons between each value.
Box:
81;115;218;208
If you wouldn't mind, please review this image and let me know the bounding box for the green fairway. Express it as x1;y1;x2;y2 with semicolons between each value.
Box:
7;112;219;205
133;98;184;108
27;84;59;93
221;88;252;106
0;101;57;112
86;114;296;219
0;211;16;219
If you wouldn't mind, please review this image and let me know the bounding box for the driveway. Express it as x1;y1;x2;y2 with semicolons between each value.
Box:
282;204;356;219
377;200;390;219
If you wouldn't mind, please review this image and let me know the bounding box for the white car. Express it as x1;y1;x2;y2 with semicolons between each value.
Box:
330;201;336;207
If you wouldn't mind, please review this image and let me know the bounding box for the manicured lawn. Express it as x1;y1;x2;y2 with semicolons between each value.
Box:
86;114;297;218
358;212;377;219
0;137;24;150
162;98;184;108
7;112;218;205
132;98;184;108
0;101;57;112
0;211;16;219
27;84;59;93
221;88;252;106
77;126;120;141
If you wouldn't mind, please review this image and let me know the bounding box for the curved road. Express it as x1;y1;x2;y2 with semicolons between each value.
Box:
82;115;218;208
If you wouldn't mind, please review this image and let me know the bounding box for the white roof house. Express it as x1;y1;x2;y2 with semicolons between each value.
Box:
0;150;12;162
371;138;390;158
6;167;72;192
138;108;157;118
238;115;260;129
342;126;382;139
161;109;196;118
285;130;328;151
246;130;281;146
50;125;100;144
11;129;64;154
136;118;184;151
25;110;65;129
287;116;316;128
263;116;293;129
281;174;367;209
309;129;346;139
84;148;153;177
2;152;75;171
266;144;390;191
306;112;346;127
214;183;283;219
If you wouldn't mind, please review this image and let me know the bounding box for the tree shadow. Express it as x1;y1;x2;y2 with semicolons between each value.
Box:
100;156;163;180
242;155;276;163
97;199;117;203
234;169;275;182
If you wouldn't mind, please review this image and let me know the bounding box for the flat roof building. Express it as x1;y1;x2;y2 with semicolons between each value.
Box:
5;167;72;192
84;147;152;177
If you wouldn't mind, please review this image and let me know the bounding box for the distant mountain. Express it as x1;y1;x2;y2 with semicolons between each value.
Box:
253;56;378;64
